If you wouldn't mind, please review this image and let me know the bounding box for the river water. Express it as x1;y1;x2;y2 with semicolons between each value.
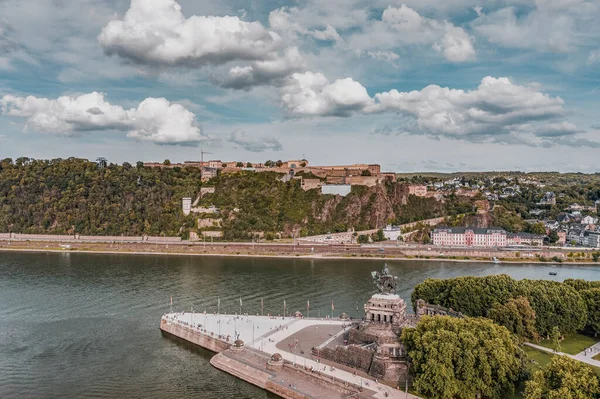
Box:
1;252;600;398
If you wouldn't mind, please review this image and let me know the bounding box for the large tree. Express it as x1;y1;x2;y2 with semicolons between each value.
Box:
412;275;587;336
488;296;539;340
401;316;525;399
525;355;600;399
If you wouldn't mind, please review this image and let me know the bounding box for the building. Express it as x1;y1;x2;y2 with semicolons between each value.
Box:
382;225;402;240
201;167;218;182
587;232;600;248
301;178;322;191
321;184;352;197
507;232;545;246
182;197;192;216
432;227;507;247
581;215;598;226
538;192;556;205
284;160;308;168
408;185;427;197
208;160;222;169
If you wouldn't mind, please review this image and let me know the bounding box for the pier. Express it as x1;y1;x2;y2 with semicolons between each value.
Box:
160;312;419;399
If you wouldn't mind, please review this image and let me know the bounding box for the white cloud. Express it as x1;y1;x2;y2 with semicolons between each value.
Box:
268;7;342;42
228;130;283;152
349;5;476;63
372;76;564;135
473;2;599;53
99;0;283;67
1;92;211;145
588;50;600;65
219;47;306;89
280;71;374;117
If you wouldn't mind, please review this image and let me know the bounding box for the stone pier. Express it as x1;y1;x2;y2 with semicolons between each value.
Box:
160;312;419;399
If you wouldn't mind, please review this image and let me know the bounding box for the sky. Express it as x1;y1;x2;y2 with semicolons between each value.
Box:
0;0;599;172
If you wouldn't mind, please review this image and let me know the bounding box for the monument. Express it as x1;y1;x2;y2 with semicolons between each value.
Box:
314;264;412;384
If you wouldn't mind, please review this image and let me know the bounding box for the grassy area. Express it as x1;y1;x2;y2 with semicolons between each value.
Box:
536;333;599;355
594;353;600;361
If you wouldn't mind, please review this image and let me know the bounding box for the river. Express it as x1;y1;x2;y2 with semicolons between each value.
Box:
1;252;600;398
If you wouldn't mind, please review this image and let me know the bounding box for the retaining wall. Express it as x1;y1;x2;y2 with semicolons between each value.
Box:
159;319;230;353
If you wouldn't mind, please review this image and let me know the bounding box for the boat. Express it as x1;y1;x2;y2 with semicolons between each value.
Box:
492;257;500;264
549;271;558;276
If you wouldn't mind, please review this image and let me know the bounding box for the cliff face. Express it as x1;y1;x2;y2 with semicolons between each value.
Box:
324;183;409;228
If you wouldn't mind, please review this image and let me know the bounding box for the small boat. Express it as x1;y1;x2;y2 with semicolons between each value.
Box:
549;271;558;276
492;257;500;264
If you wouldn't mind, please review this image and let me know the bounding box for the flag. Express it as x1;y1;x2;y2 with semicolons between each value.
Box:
284;299;287;309
307;300;310;310
239;297;242;306
170;296;172;305
218;297;220;306
332;300;334;311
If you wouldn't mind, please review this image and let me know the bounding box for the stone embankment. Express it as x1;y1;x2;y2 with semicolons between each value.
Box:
160;315;371;399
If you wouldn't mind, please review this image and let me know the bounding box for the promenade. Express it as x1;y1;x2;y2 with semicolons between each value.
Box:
163;312;419;399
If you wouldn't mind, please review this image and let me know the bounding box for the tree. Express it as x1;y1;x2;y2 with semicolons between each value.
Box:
275;160;283;167
371;229;386;242
411;276;587;336
593;252;600;262
524;355;600;399
548;230;559;244
300;162;306;167
136;161;144;169
236;162;244;167
488;296;539;340
163;159;171;166
402;316;525;399
551;326;562;353
264;160;273;167
246;162;252;168
357;234;369;244
361;170;372;176
581;289;600;336
530;222;547;235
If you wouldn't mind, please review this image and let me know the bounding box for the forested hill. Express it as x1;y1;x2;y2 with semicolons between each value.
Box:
0;158;200;236
0;158;476;238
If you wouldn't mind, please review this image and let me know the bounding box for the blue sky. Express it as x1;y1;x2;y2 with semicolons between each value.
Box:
0;0;599;172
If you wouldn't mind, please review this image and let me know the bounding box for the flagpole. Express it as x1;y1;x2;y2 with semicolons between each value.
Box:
170;296;173;314
307;300;310;318
217;296;220;314
331;300;334;319
261;298;264;316
239;297;242;315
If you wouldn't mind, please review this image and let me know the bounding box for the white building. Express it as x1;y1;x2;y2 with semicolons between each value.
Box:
382;225;402;240
182;197;192;216
321;184;352;197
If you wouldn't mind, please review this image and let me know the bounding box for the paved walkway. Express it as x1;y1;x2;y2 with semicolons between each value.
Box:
259;320;420;399
525;342;600;368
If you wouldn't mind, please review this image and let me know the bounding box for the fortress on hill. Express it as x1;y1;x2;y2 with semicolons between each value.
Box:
144;158;397;187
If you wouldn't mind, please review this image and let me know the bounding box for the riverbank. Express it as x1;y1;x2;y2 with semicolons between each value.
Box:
1;240;599;265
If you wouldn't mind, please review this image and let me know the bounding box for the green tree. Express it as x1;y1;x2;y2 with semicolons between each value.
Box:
593;252;600;262
548;230;559;244
411;275;587;336
371;229;385;242
236;162;244;167
524;355;600;399
163;159;171;165
551;326;562;353
530;222;547;235
361;170;371;176
246;162;252;168
401;316;525;399
357;234;369;244
488;296;539;340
